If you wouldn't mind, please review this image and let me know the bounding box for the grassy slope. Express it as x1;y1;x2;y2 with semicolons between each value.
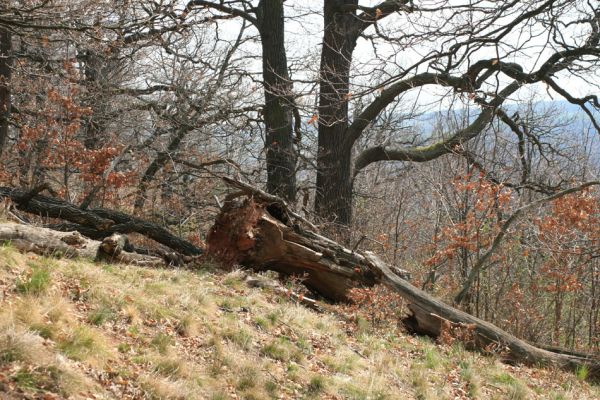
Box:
0;245;598;400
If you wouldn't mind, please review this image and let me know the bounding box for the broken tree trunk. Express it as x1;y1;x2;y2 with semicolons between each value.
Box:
207;183;600;379
0;223;165;267
208;197;410;301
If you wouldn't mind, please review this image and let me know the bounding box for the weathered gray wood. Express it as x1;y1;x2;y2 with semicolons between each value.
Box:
0;223;164;267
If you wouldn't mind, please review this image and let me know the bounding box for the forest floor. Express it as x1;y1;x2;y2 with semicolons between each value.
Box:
0;245;598;400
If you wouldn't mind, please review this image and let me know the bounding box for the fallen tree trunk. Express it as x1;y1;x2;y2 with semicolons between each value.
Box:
207;187;600;379
0;223;164;267
0;186;202;256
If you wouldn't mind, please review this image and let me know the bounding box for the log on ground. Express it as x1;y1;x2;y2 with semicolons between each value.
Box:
0;186;202;256
0;222;164;267
206;194;600;379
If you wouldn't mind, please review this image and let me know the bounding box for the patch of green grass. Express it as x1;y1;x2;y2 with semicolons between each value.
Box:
340;383;386;400
151;332;173;355
261;337;301;363
307;375;326;395
57;327;102;361
507;379;529;400
13;369;37;390
15;266;51;295
575;364;589;381
423;346;442;370
264;380;278;396
7;366;62;395
459;361;480;398
254;316;270;330
322;354;357;373
87;305;115;326
266;310;280;325
29;322;55;340
222;327;253;350
0;243;18;268
493;372;516;385
117;343;131;353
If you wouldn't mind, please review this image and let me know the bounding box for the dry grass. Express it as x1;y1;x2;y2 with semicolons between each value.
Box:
0;244;599;399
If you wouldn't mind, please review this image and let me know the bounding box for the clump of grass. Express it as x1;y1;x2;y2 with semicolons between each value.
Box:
15;266;51;295
459;360;480;398
423;345;442;370
264;380;278;397
11;366;62;394
254;316;270;330
575;364;589;381
0;329;48;365
151;332;174;355
153;356;185;377
221;326;253;350
410;363;430;400
29;322;55;340
87;305;115;326
307;375;326;396
507;379;529;400
175;314;199;337
57;326;105;362
322;352;357;374
138;374;190;399
493;372;516;385
261;337;301;363
236;364;259;390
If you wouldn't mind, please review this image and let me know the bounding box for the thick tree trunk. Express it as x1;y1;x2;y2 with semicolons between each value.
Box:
256;0;297;202
207;188;600;379
0;27;12;157
315;0;359;225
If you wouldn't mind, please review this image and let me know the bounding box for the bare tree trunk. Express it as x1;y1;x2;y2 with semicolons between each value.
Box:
0;27;12;157
256;0;297;202
314;0;358;225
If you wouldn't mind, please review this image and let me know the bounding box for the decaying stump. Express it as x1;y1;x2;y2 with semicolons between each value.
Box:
207;180;600;379
208;197;409;301
0;223;164;267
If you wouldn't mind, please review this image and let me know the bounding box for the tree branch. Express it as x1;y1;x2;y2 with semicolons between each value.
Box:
353;81;520;175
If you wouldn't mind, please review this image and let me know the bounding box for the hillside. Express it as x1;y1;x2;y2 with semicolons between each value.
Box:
0;246;598;399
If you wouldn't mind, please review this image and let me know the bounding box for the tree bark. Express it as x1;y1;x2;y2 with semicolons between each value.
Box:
314;0;359;225
256;0;297;202
207;187;600;379
0;26;12;157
